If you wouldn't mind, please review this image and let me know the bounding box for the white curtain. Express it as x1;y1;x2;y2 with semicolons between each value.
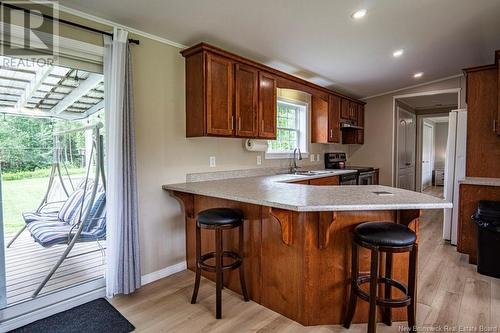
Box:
104;28;141;297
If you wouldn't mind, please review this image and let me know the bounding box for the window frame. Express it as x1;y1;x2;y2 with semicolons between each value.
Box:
265;97;309;159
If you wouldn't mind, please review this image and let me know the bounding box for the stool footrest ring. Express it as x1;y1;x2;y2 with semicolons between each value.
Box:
198;251;242;272
355;275;411;307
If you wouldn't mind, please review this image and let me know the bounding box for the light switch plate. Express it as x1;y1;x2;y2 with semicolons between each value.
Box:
316;154;320;162
310;154;315;162
209;156;216;167
257;155;262;165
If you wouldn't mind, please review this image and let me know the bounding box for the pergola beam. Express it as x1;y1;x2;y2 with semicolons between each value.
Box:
52;73;102;115
15;66;53;110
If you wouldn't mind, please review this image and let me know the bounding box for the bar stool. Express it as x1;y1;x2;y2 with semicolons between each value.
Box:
343;222;418;333
191;208;250;319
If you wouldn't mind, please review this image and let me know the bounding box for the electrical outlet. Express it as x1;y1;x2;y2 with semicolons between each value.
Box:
310;154;315;162
256;155;262;165
209;156;216;167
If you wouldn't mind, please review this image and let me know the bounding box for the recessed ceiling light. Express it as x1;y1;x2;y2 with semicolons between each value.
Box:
393;49;404;57
351;9;367;19
414;72;423;78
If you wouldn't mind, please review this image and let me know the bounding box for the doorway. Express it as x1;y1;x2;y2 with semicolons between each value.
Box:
393;89;460;196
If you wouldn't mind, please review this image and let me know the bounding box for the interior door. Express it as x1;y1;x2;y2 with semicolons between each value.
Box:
235;64;258;137
397;108;416;190
421;122;434;190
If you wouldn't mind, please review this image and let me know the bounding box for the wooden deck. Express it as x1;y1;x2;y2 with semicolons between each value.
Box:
4;231;105;305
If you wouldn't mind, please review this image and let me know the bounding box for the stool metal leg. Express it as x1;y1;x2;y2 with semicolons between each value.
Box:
407;244;418;331
238;224;250;301
383;252;393;326
215;228;223;319
368;248;379;333
191;223;202;304
343;239;359;328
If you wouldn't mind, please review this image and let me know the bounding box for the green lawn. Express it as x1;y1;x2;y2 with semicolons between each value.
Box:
2;177;50;234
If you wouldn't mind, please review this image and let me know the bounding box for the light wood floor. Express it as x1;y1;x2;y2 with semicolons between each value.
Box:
4;231;105;305
112;209;500;332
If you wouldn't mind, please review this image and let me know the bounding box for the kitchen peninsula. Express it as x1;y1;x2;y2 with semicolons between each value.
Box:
163;173;451;326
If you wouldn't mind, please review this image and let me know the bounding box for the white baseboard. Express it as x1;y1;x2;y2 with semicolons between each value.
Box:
141;261;187;286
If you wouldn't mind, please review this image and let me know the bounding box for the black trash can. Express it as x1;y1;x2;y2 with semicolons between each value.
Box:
472;200;500;278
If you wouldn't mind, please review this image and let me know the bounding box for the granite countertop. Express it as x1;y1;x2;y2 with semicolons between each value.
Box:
163;172;451;212
458;177;500;187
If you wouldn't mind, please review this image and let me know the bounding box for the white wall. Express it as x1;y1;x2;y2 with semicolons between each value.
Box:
434;122;449;170
348;76;466;185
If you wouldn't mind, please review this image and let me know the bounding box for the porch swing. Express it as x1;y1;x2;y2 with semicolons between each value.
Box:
7;122;107;297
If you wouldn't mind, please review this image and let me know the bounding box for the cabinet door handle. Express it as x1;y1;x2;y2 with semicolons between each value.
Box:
330;129;333;138
261;119;264;133
238;117;241;131
494;119;498;133
231;116;234;131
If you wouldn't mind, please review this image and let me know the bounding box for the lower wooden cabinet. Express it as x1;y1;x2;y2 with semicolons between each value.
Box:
458;184;500;264
309;176;340;186
291;176;340;186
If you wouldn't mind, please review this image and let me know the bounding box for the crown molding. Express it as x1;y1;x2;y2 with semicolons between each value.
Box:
58;4;187;49
361;74;463;100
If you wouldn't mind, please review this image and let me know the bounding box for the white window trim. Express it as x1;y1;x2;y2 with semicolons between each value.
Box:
265;97;309;160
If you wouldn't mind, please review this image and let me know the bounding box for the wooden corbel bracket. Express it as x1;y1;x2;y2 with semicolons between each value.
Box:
318;211;337;249
270;208;293;246
169;191;195;219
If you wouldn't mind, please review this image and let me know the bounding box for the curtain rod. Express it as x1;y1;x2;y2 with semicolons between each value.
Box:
0;2;140;45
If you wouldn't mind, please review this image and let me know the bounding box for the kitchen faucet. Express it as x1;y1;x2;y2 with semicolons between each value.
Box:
290;147;302;173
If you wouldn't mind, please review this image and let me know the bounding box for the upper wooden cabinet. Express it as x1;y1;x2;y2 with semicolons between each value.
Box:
258;72;277;139
497;50;500;135
206;53;234;136
181;43;365;140
356;104;365;144
340;99;350;120
235;64;258;137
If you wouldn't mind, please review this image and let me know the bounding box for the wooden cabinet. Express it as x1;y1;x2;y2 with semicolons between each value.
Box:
258;72;277;139
356;104;364;144
311;94;340;144
206;54;234;136
308;175;340;186
348;101;358;122
464;61;500;178
290;175;340;185
341;103;365;144
181;43;364;140
497;50;500;135
340;98;350;120
458;184;500;264
235;64;258;137
328;95;341;143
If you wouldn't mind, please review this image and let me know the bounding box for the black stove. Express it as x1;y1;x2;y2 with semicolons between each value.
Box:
324;152;376;185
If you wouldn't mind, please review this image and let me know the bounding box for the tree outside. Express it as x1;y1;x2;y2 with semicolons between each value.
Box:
0;112;104;233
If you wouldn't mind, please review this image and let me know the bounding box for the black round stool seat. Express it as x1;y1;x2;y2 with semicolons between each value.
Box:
197;208;243;227
354;222;416;247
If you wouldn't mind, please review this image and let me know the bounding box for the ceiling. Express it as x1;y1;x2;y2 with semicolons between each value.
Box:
398;93;458;110
61;0;500;98
0;56;104;119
